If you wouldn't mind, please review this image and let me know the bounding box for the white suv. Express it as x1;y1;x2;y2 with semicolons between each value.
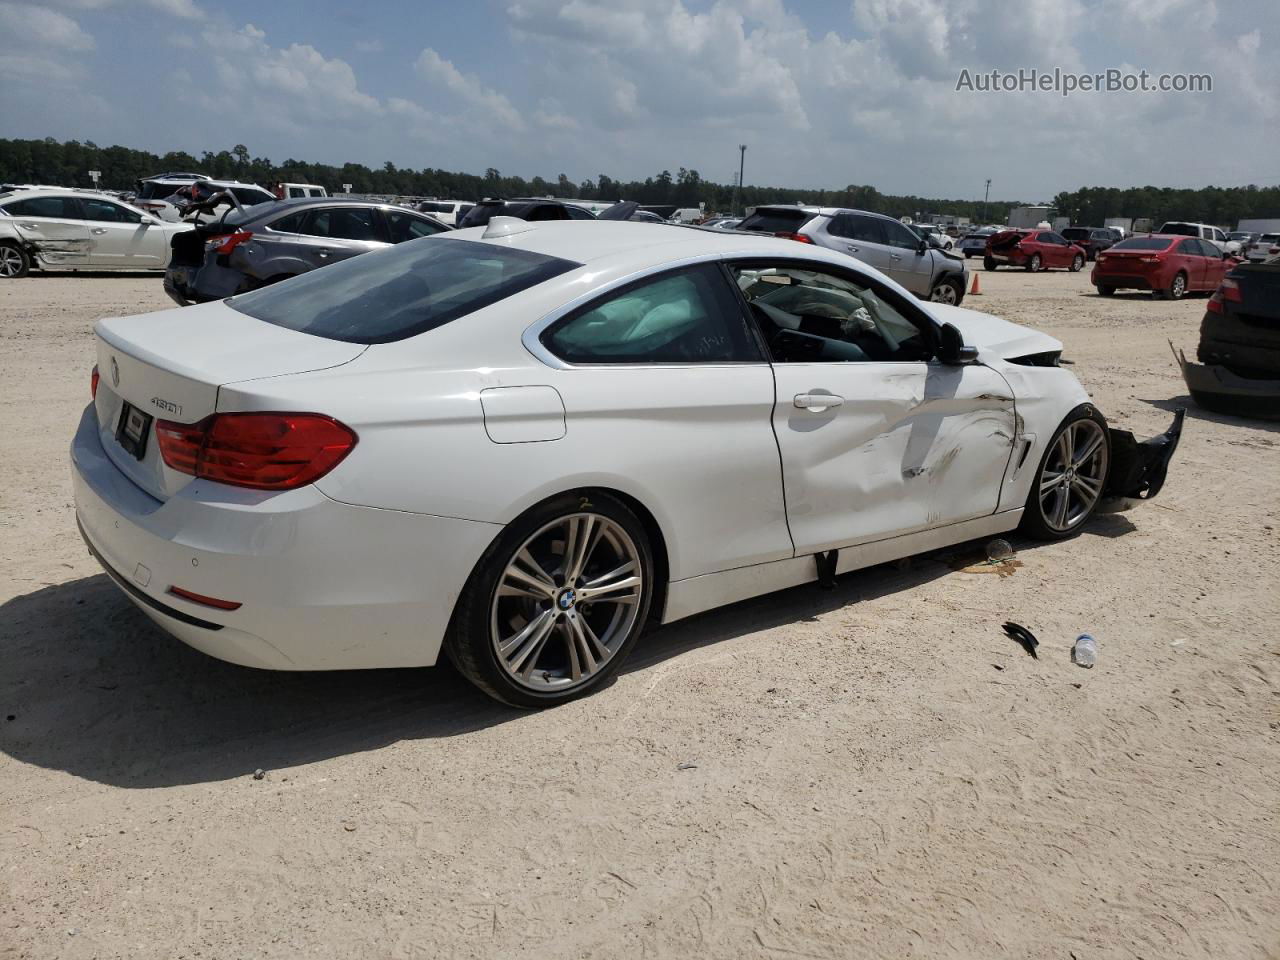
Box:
1158;221;1239;256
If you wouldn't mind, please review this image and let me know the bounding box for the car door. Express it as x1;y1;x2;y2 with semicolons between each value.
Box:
79;197;167;268
827;213;895;277
1172;238;1203;289
535;261;792;576
1;195;91;265
292;205;386;269
880;218;934;293
1198;238;1230;289
726;258;1016;554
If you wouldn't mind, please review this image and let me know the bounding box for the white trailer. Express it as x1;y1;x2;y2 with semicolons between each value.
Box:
1008;205;1055;229
1237;218;1280;234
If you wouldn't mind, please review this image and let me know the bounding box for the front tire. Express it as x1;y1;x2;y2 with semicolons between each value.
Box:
929;276;964;305
1070;253;1085;272
1020;405;1110;541
0;243;30;279
446;492;654;708
984;255;998;271
1157;271;1187;301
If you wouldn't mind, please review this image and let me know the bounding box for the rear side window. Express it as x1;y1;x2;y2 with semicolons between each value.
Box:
1196;238;1223;258
228;237;579;344
302;207;379;241
82;198;142;223
307;188;325;197
1112;236;1175;251
1176;239;1199;255
543;264;761;364
268;210;307;233
3;196;81;218
288;187;306;198
738;208;816;234
384;209;447;243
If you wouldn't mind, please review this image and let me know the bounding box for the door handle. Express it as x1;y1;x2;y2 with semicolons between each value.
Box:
890;254;903;261
844;244;859;253
91;227;108;235
794;393;844;412
317;249;330;258
19;223;38;230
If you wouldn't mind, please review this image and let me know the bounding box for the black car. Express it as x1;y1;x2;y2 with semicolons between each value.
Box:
457;198;598;228
1061;227;1118;261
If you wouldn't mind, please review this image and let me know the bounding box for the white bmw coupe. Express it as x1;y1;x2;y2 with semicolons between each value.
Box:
73;218;1181;706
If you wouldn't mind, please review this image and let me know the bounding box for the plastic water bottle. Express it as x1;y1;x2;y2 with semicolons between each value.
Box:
1072;634;1098;668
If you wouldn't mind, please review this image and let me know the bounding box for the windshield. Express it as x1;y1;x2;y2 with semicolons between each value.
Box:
227;237;579;344
1110;236;1176;251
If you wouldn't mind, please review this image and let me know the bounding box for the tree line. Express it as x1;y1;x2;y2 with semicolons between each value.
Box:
3;137;1277;226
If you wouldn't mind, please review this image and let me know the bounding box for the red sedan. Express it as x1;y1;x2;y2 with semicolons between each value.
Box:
984;229;1087;272
1091;234;1235;300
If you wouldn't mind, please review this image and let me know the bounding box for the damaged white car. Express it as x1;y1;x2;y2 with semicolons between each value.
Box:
73;219;1181;707
0;189;193;277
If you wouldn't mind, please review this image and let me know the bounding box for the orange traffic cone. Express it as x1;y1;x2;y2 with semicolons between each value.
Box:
969;272;982;296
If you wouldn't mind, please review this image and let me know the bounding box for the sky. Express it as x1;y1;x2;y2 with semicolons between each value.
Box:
2;0;1278;201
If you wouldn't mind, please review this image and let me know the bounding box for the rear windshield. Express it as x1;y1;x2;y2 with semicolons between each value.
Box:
1259;233;1280;242
1061;228;1089;240
1159;223;1198;237
1111;236;1175;251
137;181;184;200
737;208;816;234
227;236;579;344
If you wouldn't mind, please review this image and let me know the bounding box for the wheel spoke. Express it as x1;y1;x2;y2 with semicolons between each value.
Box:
565;615;598;679
504;548;556;599
500;609;557;675
1073;431;1103;468
1040;470;1064;494
1052;484;1070;528
1072;473;1103;499
577;561;640;602
1059;425;1075;467
564;515;602;584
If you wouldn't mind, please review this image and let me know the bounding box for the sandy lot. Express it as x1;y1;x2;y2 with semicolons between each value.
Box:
1;266;1277;960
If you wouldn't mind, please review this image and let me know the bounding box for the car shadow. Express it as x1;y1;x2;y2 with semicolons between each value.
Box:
1142;394;1280;434
0;521;1130;789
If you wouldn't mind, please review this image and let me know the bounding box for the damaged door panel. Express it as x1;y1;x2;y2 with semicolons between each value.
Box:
4;195;92;266
771;361;1017;554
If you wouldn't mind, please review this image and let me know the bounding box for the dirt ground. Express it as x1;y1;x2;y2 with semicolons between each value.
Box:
2;265;1277;960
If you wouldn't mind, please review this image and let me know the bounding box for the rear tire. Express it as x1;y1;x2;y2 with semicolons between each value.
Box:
1026;253;1042;273
1095;285;1115;297
446;492;655;708
1020;405;1110;541
0;243;30;279
1156;272;1187;301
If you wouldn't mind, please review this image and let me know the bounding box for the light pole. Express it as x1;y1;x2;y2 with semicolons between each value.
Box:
733;144;746;215
982;178;991;225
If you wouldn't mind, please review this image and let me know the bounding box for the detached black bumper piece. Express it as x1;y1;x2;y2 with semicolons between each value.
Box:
1105;408;1184;500
1175;346;1280;420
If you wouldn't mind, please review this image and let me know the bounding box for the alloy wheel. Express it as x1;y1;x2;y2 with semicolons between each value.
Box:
489;512;644;692
1038;419;1108;532
1172;274;1186;299
930;281;959;304
0;247;24;278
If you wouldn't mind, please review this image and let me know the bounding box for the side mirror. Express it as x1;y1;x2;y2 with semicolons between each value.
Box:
917;239;928;255
938;322;978;365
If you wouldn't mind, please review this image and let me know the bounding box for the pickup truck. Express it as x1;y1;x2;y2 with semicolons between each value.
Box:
1176;259;1280;417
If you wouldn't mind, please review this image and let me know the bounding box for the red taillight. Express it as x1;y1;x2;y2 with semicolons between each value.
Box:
206;230;253;255
91;364;99;399
774;231;814;243
156;413;357;490
167;586;242;611
1207;277;1242;314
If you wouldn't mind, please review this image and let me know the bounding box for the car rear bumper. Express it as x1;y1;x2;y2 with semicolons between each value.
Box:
1090;267;1164;290
71;404;500;671
163;260;244;306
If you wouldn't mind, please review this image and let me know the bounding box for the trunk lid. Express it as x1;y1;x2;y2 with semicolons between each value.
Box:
93;299;366;501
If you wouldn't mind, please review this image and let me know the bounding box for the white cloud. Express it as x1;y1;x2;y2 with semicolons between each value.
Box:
0;2;95;50
415;48;524;128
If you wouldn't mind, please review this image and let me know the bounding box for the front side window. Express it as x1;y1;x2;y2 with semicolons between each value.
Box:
730;262;932;364
845;214;889;245
228;236;578;344
543;264;761;364
882;219;922;251
288;187;306;198
301;207;379;241
81;198;142;223
3;196;81;219
1176;239;1199;256
385;209;447;243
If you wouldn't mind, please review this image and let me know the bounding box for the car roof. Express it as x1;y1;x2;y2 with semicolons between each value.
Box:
0;187;136;204
445;219;879;273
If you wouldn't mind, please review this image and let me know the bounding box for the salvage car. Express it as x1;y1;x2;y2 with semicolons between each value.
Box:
1091;234;1236;300
0;189;193;277
1245;232;1280;262
984;229;1087;273
737;205;969;305
1175;258;1280;417
74;219;1182;706
134;173;210;222
164;197;449;304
